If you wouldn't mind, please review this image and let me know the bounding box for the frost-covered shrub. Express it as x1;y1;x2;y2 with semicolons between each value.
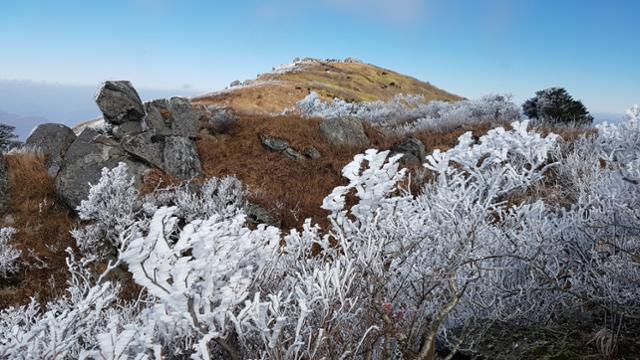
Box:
152;176;246;223
73;162;247;261
550;106;640;316
73;163;143;258
0;122;19;152
0;250;146;359
0;227;20;278
297;92;521;134
119;207;281;359
4;105;640;359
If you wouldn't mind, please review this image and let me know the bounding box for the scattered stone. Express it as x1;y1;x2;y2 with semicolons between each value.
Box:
259;134;305;160
319;117;369;147
0;155;9;215
260;134;290;152
55;128;150;209
162;136;202;180
244;202;281;228
304;147;321;160
391;137;426;166
282;147;305;161
96;81;145;125
144;97;199;138
121;132;164;169
25;123;77;176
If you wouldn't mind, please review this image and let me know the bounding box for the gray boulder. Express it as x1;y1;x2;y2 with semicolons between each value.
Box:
391;137;426;166
319;117;369;147
144;97;199;138
121;132;164;169
96;81;145;125
55;128;150;209
25;123;77;176
0;155;9;215
163;136;202;180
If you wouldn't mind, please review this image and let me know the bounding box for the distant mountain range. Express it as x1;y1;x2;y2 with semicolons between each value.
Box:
591;112;624;124
0;80;198;139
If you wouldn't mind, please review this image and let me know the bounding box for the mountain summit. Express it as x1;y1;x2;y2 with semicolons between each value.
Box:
192;58;462;115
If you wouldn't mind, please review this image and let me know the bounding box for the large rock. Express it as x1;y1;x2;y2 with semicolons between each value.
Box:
319;117;369;147
0;155;9;215
163;136;202;180
96;81;145;125
25;123;77;176
55;128;150;209
391;137;426;166
121;132;164;169
144;97;199;138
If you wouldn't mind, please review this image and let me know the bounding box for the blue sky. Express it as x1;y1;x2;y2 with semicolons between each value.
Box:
0;0;638;113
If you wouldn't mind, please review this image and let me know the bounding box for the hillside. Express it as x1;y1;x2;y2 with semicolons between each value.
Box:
1;63;639;359
192;58;462;115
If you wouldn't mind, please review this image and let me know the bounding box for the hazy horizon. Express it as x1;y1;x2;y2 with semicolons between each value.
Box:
0;79;199;139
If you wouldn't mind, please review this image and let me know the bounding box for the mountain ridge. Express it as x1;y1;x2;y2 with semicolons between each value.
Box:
192;58;463;115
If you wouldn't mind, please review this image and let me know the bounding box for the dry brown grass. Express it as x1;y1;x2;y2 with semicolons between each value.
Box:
192;60;462;116
197;115;358;229
195;114;495;229
0;154;77;308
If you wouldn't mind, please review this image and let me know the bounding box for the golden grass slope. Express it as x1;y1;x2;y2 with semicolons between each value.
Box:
192;59;463;115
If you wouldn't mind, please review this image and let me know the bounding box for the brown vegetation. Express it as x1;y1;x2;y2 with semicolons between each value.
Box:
195;114;497;229
0;154;77;308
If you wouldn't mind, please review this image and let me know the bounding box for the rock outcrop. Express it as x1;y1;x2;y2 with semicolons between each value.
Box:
0;155;9;215
96;81;145;125
319;117;369;147
25;123;77;176
54;81;204;210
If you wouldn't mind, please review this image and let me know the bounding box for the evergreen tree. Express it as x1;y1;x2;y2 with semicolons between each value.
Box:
0;123;18;152
523;87;593;126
